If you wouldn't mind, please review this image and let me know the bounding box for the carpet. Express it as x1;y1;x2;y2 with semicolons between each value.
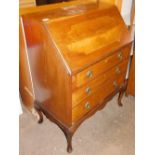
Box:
19;95;135;155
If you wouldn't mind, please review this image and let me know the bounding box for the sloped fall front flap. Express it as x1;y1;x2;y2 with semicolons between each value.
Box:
44;3;132;74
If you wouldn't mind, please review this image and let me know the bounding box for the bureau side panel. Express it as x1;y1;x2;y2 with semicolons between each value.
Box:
22;16;72;126
19;17;34;110
42;26;72;126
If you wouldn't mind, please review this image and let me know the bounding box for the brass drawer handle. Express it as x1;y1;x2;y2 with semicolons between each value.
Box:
86;70;93;78
85;102;91;110
115;67;121;74
113;80;118;88
85;87;91;94
117;52;123;61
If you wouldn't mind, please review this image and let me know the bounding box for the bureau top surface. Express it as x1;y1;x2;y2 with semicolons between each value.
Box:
23;2;132;74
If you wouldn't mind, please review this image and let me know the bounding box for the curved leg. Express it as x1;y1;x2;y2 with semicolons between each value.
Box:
36;109;43;124
64;129;73;153
66;133;73;153
118;80;128;107
34;100;43;124
118;90;124;107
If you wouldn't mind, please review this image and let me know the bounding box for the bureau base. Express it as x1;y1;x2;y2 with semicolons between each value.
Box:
34;81;127;153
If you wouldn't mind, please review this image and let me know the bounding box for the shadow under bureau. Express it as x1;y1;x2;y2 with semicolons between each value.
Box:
19;2;133;153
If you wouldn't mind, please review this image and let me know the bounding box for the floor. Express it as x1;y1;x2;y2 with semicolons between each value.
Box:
19;95;135;155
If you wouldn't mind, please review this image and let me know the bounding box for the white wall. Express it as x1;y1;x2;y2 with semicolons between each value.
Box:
121;0;133;25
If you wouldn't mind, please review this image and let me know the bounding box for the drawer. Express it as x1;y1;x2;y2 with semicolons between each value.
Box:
72;75;125;123
72;59;128;108
72;45;130;89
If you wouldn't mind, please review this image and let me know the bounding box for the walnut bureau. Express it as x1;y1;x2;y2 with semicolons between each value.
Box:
19;2;133;153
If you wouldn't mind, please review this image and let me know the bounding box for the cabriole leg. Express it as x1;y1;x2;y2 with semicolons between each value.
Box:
118;80;128;107
64;129;73;153
118;90;124;106
36;109;43;123
34;101;43;124
66;133;73;153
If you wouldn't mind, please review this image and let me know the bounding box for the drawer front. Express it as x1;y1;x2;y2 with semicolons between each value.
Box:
72;45;130;89
72;75;125;123
72;59;128;108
